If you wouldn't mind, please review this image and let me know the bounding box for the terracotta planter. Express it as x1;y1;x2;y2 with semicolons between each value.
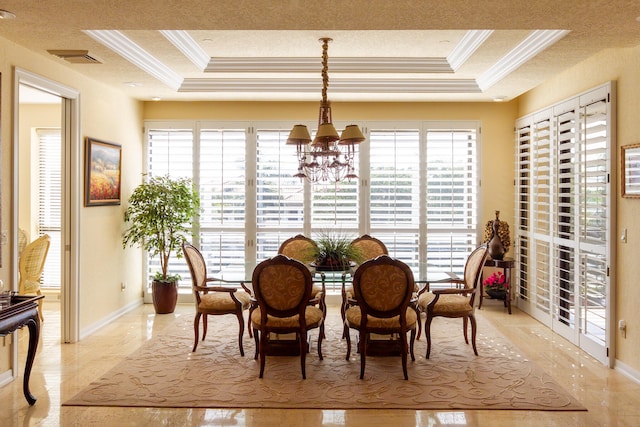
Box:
152;280;178;314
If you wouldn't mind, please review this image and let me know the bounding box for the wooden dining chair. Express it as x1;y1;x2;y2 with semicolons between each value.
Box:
344;255;417;380
251;254;324;379
416;244;489;359
341;235;389;333
182;242;252;356
277;234;326;332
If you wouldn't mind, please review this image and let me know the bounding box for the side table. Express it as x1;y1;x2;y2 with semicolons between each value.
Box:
479;257;515;314
0;294;43;405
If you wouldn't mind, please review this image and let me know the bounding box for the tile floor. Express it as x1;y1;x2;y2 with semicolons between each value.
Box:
0;298;639;426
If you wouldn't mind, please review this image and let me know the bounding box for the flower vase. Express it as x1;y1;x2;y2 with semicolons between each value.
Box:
488;211;506;260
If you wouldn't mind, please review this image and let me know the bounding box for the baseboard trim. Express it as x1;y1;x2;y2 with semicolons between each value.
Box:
79;299;143;340
615;358;640;385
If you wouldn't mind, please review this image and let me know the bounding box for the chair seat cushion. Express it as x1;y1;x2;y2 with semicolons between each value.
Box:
345;285;419;300
417;292;473;316
345;306;418;330
251;306;323;329
199;290;251;313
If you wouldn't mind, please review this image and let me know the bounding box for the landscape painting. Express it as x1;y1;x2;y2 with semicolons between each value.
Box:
85;137;122;206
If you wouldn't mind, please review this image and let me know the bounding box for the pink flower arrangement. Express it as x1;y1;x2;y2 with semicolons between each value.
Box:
483;271;507;291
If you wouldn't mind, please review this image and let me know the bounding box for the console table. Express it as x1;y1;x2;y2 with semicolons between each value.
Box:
0;294;43;405
480;257;515;314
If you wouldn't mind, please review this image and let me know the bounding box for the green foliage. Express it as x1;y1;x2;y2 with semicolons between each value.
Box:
313;230;364;269
122;175;200;282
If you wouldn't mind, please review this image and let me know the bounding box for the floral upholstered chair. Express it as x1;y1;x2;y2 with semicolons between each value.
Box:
251;254;325;379
341;234;389;329
277;234;326;326
344;255;417;380
416;244;489;359
182;242;252;356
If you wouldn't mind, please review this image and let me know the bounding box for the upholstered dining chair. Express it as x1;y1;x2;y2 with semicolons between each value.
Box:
341;234;389;330
18;234;51;321
416;244;489;359
182;242;252;356
251;254;325;379
277;234;326;329
344;255;417;380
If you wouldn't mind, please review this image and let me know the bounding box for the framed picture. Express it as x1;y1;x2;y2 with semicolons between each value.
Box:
85;137;122;206
622;143;640;198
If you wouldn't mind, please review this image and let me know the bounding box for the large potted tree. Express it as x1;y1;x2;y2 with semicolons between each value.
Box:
122;174;200;314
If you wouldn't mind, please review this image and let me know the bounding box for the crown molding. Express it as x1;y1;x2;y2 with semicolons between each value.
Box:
179;78;480;93
447;30;494;71
160;30;210;70
84;30;183;90
477;29;569;90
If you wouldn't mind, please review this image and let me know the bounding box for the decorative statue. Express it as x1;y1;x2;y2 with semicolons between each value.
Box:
484;210;510;260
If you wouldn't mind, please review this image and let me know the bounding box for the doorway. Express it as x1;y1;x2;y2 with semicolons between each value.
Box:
13;69;80;344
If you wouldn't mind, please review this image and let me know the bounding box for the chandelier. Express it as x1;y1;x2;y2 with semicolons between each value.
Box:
287;38;365;183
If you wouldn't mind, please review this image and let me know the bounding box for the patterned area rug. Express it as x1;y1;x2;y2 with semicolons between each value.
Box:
63;310;586;411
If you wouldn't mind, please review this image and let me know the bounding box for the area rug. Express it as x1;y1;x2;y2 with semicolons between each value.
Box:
63;311;586;411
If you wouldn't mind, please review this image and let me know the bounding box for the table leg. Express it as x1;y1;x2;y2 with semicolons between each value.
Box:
504;266;512;315
23;314;40;405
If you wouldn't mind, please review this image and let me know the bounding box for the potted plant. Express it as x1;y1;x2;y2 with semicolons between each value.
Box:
483;270;508;300
312;231;364;271
122;174;200;314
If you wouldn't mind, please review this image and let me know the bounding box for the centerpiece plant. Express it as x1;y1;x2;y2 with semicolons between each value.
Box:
312;230;364;271
122;174;200;313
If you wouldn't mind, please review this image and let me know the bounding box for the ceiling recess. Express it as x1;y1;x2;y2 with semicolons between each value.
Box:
47;50;102;64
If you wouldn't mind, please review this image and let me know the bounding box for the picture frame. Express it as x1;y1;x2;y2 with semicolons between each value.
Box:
620;144;640;198
84;137;122;206
622;143;640;198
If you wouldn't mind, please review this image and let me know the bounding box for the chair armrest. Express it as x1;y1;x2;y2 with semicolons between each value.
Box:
431;287;474;295
417;273;464;296
194;284;238;293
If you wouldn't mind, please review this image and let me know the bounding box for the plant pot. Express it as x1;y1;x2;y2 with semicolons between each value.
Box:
486;289;507;300
152;280;178;314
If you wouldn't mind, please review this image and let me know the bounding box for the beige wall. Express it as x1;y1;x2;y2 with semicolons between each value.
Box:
0;35;145;345
144;100;519;229
518;45;640;372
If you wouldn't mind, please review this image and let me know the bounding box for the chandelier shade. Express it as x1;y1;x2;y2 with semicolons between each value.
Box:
286;124;312;145
287;37;365;183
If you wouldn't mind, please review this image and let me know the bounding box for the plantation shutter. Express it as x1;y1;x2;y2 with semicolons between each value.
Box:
198;127;247;271
146;127;194;284
515;123;531;301
368;128;420;266
425;128;479;275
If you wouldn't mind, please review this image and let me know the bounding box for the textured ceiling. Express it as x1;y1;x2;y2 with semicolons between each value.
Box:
2;0;640;102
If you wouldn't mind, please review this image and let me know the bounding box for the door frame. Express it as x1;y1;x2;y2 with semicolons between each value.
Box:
12;68;80;347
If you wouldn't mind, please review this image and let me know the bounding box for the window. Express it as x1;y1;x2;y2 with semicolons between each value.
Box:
145;120;481;289
37;128;62;289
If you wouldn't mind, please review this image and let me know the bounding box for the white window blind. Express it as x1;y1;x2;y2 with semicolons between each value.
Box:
146;128;194;284
37;128;61;288
198;128;247;271
425;128;479;275
515;125;531;301
255;129;305;260
554;109;577;328
369;129;420;267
